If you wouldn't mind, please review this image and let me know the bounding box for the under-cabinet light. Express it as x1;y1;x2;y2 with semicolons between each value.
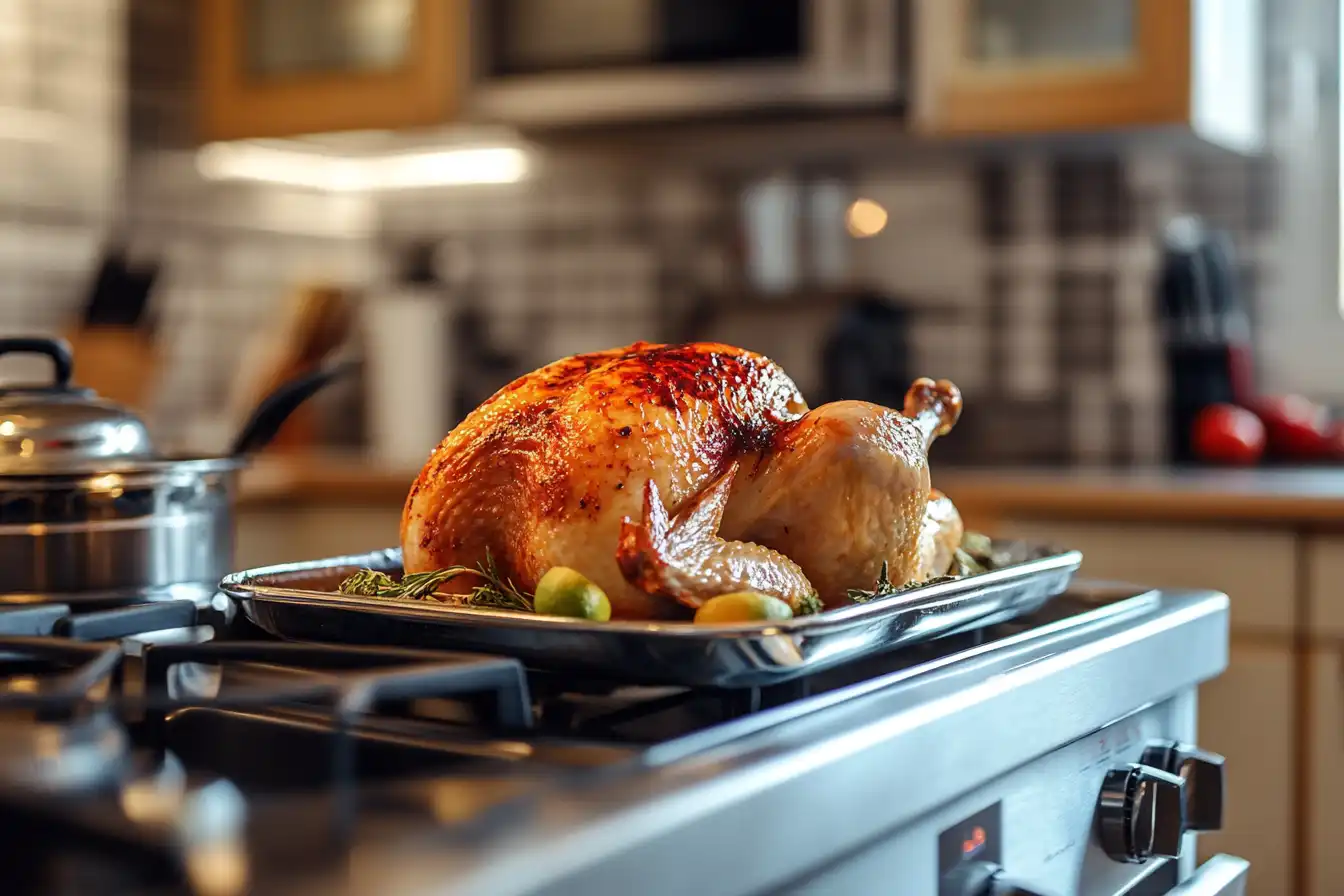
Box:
195;142;530;192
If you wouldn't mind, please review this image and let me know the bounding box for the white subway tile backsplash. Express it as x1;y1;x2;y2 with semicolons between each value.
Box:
1012;156;1051;238
1069;374;1113;464
1115;268;1152;326
0;0;1282;467
911;319;988;396
1005;327;1054;400
1116;326;1162;402
649;172;716;223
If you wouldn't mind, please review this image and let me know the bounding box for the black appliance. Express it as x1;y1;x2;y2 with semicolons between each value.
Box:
1156;217;1254;464
470;0;903;127
819;292;912;407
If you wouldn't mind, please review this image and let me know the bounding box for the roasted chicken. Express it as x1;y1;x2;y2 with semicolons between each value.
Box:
402;342;963;619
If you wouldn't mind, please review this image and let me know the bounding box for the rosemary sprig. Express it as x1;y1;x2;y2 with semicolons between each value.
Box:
847;560;903;604
337;552;535;613
338;568;401;597
462;552;534;612
847;531;1003;604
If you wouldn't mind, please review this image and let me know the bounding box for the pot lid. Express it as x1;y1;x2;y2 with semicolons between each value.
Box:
0;337;154;472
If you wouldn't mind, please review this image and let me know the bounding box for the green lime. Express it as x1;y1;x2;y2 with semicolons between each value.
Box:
694;591;794;624
534;567;612;621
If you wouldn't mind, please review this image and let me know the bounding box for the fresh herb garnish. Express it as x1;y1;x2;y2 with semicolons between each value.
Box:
953;547;986;576
847;560;902;603
792;590;825;616
338;568;400;597
847;532;1002;604
338;552;535;613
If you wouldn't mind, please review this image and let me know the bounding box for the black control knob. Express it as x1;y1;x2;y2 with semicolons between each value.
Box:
1141;741;1225;832
940;861;1055;896
1098;764;1186;863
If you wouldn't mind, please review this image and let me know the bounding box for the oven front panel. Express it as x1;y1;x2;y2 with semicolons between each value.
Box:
780;694;1216;895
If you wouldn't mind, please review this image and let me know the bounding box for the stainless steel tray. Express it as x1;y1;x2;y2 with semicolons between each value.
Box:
221;544;1082;688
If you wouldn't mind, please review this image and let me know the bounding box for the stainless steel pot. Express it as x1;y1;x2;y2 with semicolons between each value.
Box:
0;336;347;606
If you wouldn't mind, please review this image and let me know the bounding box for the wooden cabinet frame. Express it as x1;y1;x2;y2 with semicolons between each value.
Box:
198;0;465;141
914;0;1193;135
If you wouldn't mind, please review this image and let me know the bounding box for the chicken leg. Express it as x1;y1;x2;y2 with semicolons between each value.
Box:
621;377;963;609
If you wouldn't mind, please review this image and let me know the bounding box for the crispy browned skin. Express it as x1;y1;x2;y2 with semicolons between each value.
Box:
402;341;962;618
403;342;808;619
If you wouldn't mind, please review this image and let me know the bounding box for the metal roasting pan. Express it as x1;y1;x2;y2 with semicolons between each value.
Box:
221;543;1082;688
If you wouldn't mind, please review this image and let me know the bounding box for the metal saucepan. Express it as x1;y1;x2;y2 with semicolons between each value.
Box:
0;336;353;606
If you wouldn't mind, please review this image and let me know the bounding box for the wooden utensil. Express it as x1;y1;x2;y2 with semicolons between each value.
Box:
229;284;354;454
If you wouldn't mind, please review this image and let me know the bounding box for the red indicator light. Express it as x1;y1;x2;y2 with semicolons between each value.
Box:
962;826;987;855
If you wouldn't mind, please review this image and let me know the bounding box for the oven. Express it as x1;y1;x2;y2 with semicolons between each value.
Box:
468;0;904;126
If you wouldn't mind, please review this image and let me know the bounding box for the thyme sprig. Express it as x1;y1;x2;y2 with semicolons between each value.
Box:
847;531;1002;604
848;559;957;603
846;560;908;604
338;552;534;613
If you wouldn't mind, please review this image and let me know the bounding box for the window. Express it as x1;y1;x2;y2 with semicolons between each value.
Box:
1262;0;1342;398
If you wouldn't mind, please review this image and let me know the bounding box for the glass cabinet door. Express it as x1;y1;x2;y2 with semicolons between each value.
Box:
199;0;464;141
243;0;418;78
968;0;1136;67
914;0;1195;137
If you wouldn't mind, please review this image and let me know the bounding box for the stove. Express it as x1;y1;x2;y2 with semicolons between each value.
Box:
0;582;1244;896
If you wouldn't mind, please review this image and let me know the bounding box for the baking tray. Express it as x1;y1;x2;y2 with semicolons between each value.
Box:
221;543;1082;688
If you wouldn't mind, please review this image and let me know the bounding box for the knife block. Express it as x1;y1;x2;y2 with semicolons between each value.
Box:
62;326;159;413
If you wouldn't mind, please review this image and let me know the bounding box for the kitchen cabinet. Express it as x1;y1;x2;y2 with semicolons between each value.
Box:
1306;539;1344;895
198;0;466;141
913;0;1262;151
235;506;403;569
1195;641;1294;896
1307;535;1344;637
996;520;1297;633
1308;646;1344;896
998;518;1295;892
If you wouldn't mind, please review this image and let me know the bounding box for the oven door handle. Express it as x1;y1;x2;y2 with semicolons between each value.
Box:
1165;855;1250;895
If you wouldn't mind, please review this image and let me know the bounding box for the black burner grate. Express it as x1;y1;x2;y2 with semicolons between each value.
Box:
0;636;122;720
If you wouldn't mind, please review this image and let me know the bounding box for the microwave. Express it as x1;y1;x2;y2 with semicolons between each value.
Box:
468;0;904;127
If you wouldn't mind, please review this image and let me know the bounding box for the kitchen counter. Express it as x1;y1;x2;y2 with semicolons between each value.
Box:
937;467;1344;527
239;456;1344;527
238;455;416;509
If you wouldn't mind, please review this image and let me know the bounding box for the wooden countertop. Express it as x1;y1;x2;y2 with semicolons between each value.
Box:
238;455;415;509
237;454;1344;527
936;467;1344;527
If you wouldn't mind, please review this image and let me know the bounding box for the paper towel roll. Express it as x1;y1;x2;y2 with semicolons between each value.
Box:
363;291;451;471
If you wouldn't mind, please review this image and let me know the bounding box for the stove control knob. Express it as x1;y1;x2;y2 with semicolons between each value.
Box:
1141;741;1225;832
1098;763;1186;863
940;861;1055;896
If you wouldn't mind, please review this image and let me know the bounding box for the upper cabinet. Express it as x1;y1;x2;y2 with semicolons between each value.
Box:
913;0;1263;152
195;0;1263;149
198;0;467;141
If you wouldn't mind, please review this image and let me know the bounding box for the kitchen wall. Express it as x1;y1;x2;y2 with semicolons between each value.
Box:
0;0;123;337
853;149;1274;465
0;0;1281;467
0;0;378;453
375;146;1275;467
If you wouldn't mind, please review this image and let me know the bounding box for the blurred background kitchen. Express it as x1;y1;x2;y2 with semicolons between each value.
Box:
0;2;1338;890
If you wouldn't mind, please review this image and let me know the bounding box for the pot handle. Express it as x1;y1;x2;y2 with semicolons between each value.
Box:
230;359;358;457
0;337;74;389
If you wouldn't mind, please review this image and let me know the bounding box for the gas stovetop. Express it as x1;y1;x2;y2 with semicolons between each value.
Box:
0;582;1231;896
